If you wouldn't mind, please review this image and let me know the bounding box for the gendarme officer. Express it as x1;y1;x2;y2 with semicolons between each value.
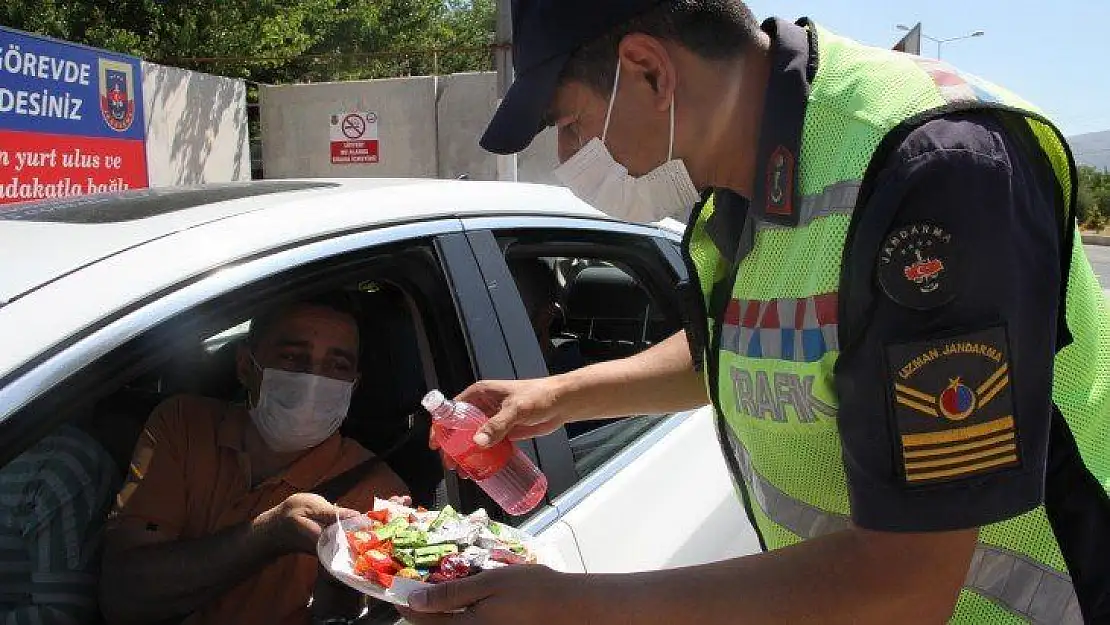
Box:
404;1;1110;623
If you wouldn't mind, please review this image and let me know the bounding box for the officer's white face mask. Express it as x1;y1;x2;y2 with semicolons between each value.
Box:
248;358;354;453
553;60;700;223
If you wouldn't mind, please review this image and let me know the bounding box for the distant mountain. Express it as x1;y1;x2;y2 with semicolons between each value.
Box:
1069;131;1110;171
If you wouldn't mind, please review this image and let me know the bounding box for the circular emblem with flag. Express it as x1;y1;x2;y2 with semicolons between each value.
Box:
938;377;976;421
877;222;956;310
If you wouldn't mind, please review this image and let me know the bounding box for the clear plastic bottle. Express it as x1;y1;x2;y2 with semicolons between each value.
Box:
422;390;547;515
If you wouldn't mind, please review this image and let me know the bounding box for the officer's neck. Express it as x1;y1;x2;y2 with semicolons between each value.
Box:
684;34;771;200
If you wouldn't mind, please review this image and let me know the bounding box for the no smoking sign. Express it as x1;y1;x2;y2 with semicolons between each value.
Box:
329;111;380;165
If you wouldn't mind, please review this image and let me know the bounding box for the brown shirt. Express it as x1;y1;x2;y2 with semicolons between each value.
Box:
110;395;403;625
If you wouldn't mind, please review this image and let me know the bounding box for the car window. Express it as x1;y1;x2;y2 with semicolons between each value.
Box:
151;250;474;507
203;320;252;353
498;231;685;481
1;233;483;569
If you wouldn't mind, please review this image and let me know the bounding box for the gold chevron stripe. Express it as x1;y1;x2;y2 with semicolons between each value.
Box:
895;384;936;403
905;445;1016;471
901;416;1014;447
903;432;1016;459
896;395;939;417
906;454;1018;482
977;364;1009;396
978;376;1010;409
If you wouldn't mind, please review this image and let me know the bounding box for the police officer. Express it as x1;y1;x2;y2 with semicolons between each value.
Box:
402;1;1110;623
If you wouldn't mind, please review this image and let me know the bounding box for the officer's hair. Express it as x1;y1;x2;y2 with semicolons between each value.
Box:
246;290;362;353
560;0;760;95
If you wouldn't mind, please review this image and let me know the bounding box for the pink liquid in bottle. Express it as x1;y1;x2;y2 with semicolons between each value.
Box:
422;390;547;515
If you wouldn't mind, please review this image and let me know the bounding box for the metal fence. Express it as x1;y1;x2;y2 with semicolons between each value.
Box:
159;45;504;84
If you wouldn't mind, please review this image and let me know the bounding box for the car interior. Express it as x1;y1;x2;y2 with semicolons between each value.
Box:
9;245;466;625
1;235;684;624
505;253;683;478
562;263;676;364
89;280;446;508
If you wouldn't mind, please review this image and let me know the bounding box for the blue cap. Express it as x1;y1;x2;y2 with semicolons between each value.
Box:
480;0;667;155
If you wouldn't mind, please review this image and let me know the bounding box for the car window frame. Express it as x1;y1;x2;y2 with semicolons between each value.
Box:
462;216;690;507
462;229;578;493
432;232;525;513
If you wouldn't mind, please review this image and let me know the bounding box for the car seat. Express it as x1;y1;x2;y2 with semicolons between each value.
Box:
564;265;654;363
91;372;169;478
342;284;442;507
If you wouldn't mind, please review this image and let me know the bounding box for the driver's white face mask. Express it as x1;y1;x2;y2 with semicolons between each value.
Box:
553;60;700;223
248;357;354;453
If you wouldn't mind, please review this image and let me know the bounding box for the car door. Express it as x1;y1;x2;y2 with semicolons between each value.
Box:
0;215;551;624
461;215;759;575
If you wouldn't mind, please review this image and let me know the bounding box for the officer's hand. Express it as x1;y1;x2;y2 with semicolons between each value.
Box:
456;378;568;448
399;565;591;624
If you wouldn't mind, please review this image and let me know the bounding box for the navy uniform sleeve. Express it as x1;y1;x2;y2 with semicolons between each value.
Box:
836;112;1064;532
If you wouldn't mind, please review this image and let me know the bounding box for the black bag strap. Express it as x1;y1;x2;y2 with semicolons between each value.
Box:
314;455;387;503
312;412;421;503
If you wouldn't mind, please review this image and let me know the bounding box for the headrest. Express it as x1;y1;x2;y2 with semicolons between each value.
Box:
565;266;650;320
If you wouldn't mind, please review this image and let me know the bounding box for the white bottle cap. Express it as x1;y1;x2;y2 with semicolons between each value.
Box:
421;390;446;413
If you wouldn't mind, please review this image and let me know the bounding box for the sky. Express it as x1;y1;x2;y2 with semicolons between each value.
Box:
743;0;1109;137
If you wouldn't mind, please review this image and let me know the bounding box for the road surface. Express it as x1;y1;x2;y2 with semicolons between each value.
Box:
1085;244;1110;293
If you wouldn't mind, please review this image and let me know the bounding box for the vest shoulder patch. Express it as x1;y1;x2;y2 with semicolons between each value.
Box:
885;325;1020;486
877;222;956;310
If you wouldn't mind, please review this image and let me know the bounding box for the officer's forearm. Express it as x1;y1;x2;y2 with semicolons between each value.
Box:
584;526;977;624
555;331;707;422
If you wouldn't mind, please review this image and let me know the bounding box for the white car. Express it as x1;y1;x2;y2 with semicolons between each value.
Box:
0;179;758;622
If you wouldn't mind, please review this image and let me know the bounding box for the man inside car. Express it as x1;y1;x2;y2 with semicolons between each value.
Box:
100;292;408;625
506;257;585;376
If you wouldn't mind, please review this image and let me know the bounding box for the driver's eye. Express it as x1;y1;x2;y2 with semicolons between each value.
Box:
324;359;356;380
278;353;310;372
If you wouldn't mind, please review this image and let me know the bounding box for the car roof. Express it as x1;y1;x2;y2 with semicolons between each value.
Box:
0;178;610;306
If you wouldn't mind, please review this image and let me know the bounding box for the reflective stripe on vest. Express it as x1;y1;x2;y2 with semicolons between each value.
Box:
723;426;1082;624
721;294;839;362
755;179;862;232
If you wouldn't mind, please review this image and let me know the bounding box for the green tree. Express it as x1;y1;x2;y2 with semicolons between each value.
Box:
1077;165;1110;231
437;0;495;74
1078;182;1099;227
1;0;496;82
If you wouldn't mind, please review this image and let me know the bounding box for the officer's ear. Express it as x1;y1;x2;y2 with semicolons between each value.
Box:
617;33;676;114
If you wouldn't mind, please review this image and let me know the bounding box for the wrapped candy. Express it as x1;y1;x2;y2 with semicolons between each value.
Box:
317;497;561;607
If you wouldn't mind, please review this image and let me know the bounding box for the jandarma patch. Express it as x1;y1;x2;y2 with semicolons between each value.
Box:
886;326;1019;485
877;223;955;310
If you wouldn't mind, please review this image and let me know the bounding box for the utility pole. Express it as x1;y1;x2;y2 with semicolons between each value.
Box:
933;30;984;61
494;0;517;182
897;24;985;60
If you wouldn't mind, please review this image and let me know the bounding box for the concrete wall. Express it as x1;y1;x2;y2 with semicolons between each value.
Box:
517;128;558;185
142;62;250;186
260;72;558;183
260;77;438;179
435;72;497;181
434;72;558;184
